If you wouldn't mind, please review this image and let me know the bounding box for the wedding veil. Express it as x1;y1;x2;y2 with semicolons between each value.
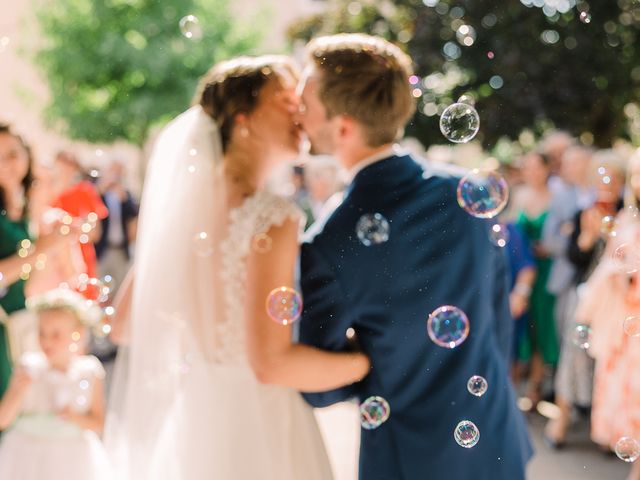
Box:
105;105;227;478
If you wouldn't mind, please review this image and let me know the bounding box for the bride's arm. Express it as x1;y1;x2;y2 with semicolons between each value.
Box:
245;218;369;392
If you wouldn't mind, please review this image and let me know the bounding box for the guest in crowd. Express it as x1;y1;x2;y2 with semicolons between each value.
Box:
503;222;537;377
52;151;108;279
512;151;559;407
571;150;640;480
545;149;626;447
0;288;111;479
0;125;78;402
95;160;139;293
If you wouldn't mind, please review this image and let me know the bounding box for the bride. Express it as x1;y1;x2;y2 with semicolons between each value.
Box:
105;55;369;479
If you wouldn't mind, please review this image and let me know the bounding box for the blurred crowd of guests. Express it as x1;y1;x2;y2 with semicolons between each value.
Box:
0;123;139;376
501;132;640;477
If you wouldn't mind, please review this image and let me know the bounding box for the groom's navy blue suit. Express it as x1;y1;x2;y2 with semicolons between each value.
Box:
299;154;533;480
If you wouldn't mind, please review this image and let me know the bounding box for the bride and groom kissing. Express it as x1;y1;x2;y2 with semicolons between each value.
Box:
107;33;533;479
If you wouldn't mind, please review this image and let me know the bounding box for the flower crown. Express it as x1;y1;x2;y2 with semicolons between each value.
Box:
26;287;104;329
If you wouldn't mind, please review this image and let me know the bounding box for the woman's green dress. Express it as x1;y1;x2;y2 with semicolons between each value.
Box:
0;212;31;398
516;211;559;366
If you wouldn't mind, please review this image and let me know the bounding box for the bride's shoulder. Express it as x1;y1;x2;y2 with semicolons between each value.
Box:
251;191;303;233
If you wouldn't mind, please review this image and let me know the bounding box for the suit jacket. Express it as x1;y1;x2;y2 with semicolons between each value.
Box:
299;154;533;480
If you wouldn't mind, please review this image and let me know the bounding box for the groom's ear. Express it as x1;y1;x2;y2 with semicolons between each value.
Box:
337;115;358;142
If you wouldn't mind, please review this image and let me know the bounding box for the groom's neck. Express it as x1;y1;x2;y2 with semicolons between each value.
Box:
337;142;395;172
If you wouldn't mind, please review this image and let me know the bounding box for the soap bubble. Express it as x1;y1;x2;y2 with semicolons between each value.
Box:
457;170;509;219
467;375;488;397
193;231;214;257
601;215;616;236
613;243;640;274
489;223;509;247
360;396;391;430
454;420;480;448
356;213;390;246
78;277;111;303
623;316;640;338
266;287;302;325
179;15;203;40
440;103;480;143
427;305;470;349
571;324;592;350
615;437;640;462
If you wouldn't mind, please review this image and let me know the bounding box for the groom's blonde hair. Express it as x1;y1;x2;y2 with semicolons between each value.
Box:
306;33;415;147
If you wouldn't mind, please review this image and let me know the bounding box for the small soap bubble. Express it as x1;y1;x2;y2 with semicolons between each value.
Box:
613;243;640;274
467;375;488;397
571;323;592;350
601;215;616;236
266;287;302;325
179;15;202;40
489;223;509;247
454;420;480;448
251;233;273;254
356;213;390;246
77;277;111;303
440;103;480;143
427;305;470;349
457;170;509;219
457;94;476;107
193;231;214;257
360;396;391;430
615;437;640;462
623;316;640;337
579;12;592;23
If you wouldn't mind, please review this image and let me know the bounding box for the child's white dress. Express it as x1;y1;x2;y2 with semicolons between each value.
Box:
0;352;112;480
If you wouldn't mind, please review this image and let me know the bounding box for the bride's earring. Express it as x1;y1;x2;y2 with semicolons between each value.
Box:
240;126;249;138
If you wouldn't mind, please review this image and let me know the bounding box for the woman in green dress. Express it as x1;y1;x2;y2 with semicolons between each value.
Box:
0;124;72;400
513;151;559;407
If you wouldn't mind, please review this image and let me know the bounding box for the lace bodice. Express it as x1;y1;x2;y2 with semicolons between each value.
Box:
18;352;105;415
216;191;303;363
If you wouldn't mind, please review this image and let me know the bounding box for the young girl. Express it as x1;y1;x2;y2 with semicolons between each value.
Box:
0;288;112;480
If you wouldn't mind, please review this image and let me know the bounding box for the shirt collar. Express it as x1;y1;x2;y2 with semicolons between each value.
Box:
347;144;404;183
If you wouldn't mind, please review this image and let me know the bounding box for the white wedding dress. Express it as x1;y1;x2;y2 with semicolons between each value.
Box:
105;106;333;480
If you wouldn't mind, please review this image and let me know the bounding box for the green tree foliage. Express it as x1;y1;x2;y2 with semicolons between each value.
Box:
288;0;640;148
33;0;261;146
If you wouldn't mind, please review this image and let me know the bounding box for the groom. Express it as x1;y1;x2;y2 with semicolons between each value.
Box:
296;34;533;480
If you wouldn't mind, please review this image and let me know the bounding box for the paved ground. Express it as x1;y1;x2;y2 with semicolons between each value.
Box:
527;412;630;479
315;403;632;480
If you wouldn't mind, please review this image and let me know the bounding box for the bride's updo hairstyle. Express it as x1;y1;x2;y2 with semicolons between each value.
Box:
194;55;297;153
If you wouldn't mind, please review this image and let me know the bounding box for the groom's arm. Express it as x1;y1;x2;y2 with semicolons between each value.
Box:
298;241;360;407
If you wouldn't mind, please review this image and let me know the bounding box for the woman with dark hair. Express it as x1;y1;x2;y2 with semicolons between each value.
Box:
0;124;75;400
106;56;369;479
